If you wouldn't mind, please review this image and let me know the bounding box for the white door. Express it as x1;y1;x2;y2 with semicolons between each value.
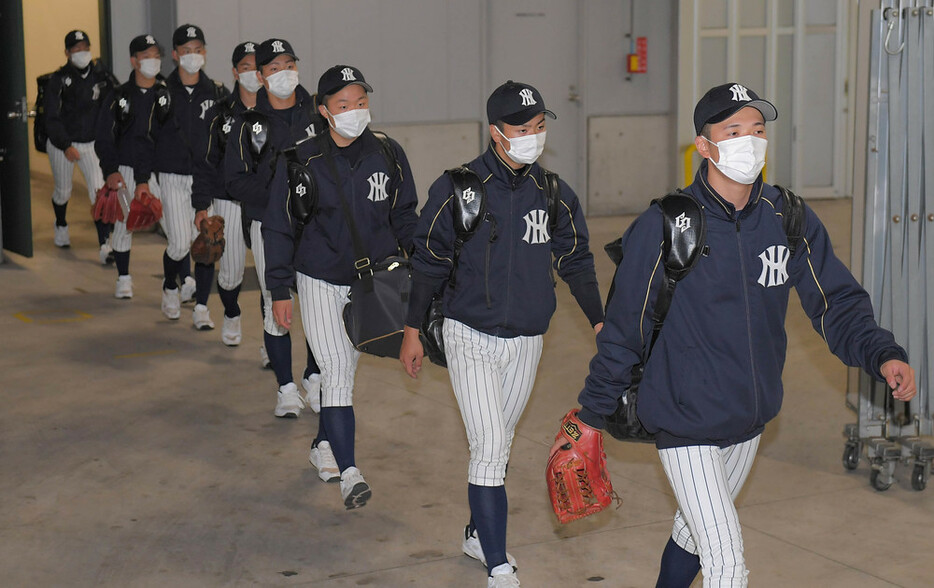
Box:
487;1;583;198
677;0;851;197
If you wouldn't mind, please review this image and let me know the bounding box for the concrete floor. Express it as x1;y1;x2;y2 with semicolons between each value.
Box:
2;177;932;588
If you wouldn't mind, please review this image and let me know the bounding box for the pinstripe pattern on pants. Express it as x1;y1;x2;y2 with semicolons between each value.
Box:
658;436;760;587
442;318;543;486
296;273;359;408
47;140;105;205
155;172;196;261
213;199;245;291
110;165;138;253
250;220;289;337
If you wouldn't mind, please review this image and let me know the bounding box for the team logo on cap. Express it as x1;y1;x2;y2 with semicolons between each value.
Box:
244;42;255;53
187;26;197;38
729;84;751;102
75;31;84;40
271;40;285;53
519;88;536;107
145;35;156;45
341;67;356;81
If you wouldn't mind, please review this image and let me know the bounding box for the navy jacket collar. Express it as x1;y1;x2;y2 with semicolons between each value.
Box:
690;159;765;220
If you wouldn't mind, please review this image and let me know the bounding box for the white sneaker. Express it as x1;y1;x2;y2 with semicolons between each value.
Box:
488;563;520;587
309;441;340;482
161;288;181;320
54;225;70;247
180;276;197;303
222;315;242;346
302;373;322;413
274;382;302;418
114;275;133;299
463;526;517;568
99;243;113;265
260;346;272;369
192;304;215;330
339;466;372;510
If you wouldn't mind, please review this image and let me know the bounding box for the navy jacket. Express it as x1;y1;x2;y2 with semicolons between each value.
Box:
262;129;419;298
191;83;247;211
44;60;117;149
149;68;227;177
224;85;323;221
406;146;603;338
578;161;908;449
94;75;163;184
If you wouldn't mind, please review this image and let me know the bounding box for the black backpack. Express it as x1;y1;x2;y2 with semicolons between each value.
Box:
33;73;54;152
603;186;806;442
420;166;562;367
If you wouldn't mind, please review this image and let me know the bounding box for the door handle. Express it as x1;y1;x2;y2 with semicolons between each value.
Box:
6;97;29;121
0;147;6;162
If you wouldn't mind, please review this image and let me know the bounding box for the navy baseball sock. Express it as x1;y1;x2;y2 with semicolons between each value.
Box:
114;250;130;276
655;537;701;588
263;331;293;386
303;341;320;379
319;406;355;471
162;251;178;290
94;220;111;246
194;262;214;305
313;411;328;446
52;201;67;226
217;283;241;318
467;483;509;574
178;252;192;281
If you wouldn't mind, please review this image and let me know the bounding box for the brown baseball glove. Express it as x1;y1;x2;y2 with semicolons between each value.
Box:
191;215;225;264
546;409;620;524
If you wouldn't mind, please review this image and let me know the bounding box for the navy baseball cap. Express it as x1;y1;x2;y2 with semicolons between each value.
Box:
65;30;90;50
173;24;205;47
231;41;257;67
255;38;298;68
317;65;373;98
693;82;777;135
487;80;555;126
129;34;160;56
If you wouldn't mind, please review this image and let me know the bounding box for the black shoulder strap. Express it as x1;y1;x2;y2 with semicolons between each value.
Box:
241;109;269;158
282;138;317;227
444;165;488;287
774;185;806;257
370;130;400;184
541;168;561;234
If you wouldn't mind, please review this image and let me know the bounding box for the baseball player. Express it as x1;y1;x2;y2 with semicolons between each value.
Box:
94;34;166;299
224;38;324;417
399;81;604;587
574;83;917;587
264;64;419;508
44;29;117;259
146;24;227;325
191;41;261;346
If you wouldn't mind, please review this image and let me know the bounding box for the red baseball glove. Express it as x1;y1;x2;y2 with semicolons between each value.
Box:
126;191;163;232
546;409;619;524
92;186;124;224
190;215;225;264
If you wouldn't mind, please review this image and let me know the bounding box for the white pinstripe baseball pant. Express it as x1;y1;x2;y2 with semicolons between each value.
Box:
296;273;359;407
442;318;543;487
658;435;760;587
46;140;104;205
213;199;245;291
110;165;138;253
250;220;289;337
156;172;197;261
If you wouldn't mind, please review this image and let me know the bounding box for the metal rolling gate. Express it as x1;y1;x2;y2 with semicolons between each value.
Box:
844;0;934;491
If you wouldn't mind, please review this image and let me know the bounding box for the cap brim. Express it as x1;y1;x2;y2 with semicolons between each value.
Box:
500;108;556;126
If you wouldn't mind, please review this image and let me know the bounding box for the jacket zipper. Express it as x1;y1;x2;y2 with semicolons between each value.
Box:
735;218;761;429
484;215;497;308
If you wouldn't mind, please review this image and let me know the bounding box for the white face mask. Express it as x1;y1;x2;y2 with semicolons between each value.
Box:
179;53;205;75
238;70;262;93
70;51;92;69
495;126;546;165
266;69;299;99
139;58;162;79
327;107;371;140
705;135;768;185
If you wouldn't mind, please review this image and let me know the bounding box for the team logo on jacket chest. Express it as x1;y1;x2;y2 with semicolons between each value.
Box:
199;99;215;120
367;172;390;202
522;209;550;244
757;245;789;287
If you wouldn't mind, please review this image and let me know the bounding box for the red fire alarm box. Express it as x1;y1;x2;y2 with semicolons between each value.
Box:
627;36;648;74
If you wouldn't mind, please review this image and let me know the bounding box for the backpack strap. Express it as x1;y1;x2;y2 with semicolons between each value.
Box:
370;130;400;186
444;165;488;288
282;139;317;227
241;109;270;159
774;184;806;257
541;168;561;235
152;81;172;125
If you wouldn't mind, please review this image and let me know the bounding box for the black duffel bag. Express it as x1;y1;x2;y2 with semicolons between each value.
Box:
343;256;412;358
420;296;446;367
603;365;655;443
